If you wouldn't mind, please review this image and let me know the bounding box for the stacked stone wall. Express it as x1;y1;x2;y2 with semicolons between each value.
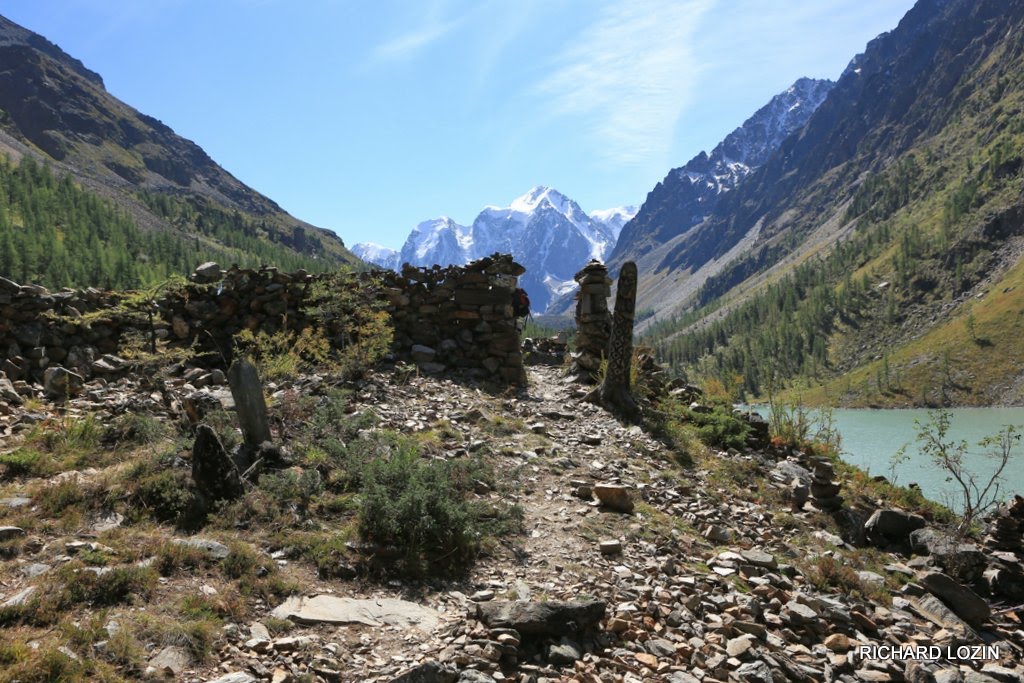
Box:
0;253;527;392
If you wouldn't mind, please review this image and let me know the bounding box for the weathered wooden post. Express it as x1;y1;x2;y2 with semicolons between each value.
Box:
591;261;640;420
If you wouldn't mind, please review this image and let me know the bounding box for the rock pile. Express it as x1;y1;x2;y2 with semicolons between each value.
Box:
521;336;568;366
808;457;843;511
571;260;611;380
984;495;1024;552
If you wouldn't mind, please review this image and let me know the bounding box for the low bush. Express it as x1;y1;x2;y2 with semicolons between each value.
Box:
104;413;168;446
348;433;518;576
60;564;157;608
685;407;750;450
0;447;55;479
122;454;203;529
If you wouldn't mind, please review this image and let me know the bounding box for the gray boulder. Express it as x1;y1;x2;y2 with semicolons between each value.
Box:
42;366;84;398
475;599;605;635
864;509;926;548
919;571;990;626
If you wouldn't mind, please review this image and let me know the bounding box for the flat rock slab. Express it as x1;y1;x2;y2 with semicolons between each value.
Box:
740;549;776;568
0;526;26;541
919;570;990;625
148;645;191;676
475;599;606;635
909;594;972;635
173;538;230;560
207;674;257;683
271;595;440;631
0;498;30;508
593;484;634;513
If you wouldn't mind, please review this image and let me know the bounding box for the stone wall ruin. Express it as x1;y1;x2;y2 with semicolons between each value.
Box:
0;253;528;399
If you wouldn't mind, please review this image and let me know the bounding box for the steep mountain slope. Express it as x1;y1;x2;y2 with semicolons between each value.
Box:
395;187;636;311
0;14;359;283
611;78;833;267
639;0;1024;406
543;78;833;318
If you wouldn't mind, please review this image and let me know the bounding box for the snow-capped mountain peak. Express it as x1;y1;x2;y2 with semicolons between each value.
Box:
589;206;638;239
351;242;399;270
396;187;633;312
510;186;572;215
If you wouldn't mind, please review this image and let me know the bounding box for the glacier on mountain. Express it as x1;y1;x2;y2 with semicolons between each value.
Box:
351;242;399;270
382;187;637;312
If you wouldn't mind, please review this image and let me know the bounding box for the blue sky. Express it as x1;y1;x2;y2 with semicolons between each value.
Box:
6;1;916;251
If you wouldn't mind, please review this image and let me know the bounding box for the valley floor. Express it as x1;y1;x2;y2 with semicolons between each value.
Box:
0;364;1022;682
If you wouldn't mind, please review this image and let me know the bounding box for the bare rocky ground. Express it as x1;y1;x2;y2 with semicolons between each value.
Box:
0;361;1023;683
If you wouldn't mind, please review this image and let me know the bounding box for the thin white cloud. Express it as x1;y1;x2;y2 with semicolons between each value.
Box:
537;0;715;165
372;16;464;62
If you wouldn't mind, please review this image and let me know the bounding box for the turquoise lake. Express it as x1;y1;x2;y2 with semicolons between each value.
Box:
806;408;1024;510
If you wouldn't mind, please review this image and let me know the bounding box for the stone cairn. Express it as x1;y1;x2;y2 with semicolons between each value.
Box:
571;260;611;381
982;496;1024;601
809;457;843;511
984;495;1024;552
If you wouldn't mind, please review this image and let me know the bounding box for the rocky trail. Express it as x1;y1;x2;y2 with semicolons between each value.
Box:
1;361;1023;682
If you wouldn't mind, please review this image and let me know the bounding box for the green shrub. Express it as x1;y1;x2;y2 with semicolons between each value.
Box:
43;415;103;453
0;448;53;478
0;645;92;683
104;413;168;446
60;564;157;608
234;327;330;381
127;464;203;529
129;613;220;663
686;407;750;450
221;542;269;580
0;563;157;628
767;393;841;455
259;468;323;516
36;478;88;516
358;449;477;574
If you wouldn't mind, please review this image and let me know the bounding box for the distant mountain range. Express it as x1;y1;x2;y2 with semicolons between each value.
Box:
0;13;358;286
354;188;636;312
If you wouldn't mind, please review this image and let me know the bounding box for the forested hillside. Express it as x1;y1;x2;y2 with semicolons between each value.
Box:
0;13;360;281
0;155;340;289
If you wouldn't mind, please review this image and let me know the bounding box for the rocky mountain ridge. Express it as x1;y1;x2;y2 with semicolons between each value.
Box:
610;77;833;268
544;77;833;319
